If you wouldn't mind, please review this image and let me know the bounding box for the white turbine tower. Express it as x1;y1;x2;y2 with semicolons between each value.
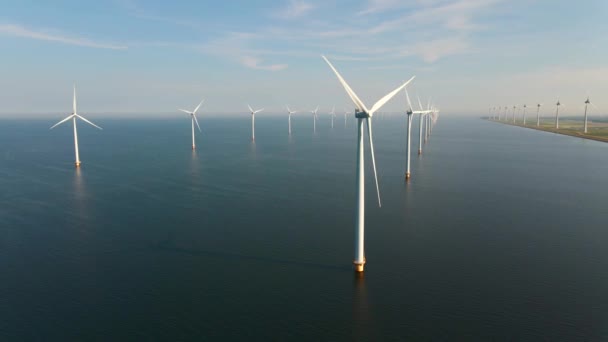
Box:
287;105;297;135
555;99;562;129
344;108;349;127
178;99;203;150
583;97;598;134
329;106;336;129
311;106;319;133
512;105;517;123
522;104;527;125
417;96;427;155
50;86;102;167
323;55;415;273
248;104;264;141
536;103;542;127
405;90;431;180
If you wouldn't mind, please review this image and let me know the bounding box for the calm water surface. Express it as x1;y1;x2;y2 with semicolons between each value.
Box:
1;115;608;340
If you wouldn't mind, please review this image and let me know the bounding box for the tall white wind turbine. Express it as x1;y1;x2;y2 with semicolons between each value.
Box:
536;103;542;127
512;105;517;123
287;105;297;135
329;106;336;129
344;108;349;127
522;104;527;125
555;99;562;129
248;104;264;141
178;99;204;150
583;97;598;133
311;106;319;133
50;86;102;167
405;90;431;180
417;95;426;155
322;55;415;273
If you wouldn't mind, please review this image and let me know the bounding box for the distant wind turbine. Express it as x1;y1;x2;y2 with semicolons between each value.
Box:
311;106;319;133
417;95;427;155
536;103;542;127
248;104;264;141
522;104;527;125
512;105;517;123
50;85;102;167
178;99;203;150
287;105;297;135
583;96;598;134
322;55;415;273
555;99;562;129
329;106;336;129
344;108;349;127
405;90;431;180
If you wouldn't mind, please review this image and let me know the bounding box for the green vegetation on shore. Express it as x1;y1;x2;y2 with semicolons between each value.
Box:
485;117;608;143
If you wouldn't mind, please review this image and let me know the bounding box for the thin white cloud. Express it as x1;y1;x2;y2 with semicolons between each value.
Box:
0;24;127;50
407;37;471;62
240;56;288;71
273;0;316;19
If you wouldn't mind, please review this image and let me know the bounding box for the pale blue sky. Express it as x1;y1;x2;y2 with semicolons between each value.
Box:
0;0;606;117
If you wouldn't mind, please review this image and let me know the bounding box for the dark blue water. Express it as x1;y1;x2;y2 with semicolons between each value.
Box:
1;115;608;340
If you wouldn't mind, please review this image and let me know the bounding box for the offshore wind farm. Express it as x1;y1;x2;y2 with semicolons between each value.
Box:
2;0;608;340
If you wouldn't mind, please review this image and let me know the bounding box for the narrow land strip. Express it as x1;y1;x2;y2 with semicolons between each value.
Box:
485;118;608;143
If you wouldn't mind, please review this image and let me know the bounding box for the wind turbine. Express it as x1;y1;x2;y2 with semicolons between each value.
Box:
522;104;527;125
536;103;542;127
50;85;102;167
583;96;598;134
417;95;427;155
248;104;264;141
178;99;203;150
555;99;562;129
287;105;297;135
344;108;349;127
329;106;336;129
512;105;517;123
322;55;415;273
405;90;431;180
311;106;319;133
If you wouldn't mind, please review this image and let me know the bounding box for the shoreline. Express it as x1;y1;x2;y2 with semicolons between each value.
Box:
484;118;608;144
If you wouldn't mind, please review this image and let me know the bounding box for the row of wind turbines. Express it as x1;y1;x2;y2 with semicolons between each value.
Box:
50;56;441;274
488;96;599;133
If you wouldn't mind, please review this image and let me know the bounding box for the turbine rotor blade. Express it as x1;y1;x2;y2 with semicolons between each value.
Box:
193;114;202;132
369;76;415;116
367;117;381;208
50;114;74;129
254;108;264;114
417;95;424;111
321;56;369;113
193;99;204;114
179;109;192;114
73;85;77;114
405;89;413;112
248;104;254;113
76;114;103;130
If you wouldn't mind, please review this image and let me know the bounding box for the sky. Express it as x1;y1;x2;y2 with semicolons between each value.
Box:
0;0;607;117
